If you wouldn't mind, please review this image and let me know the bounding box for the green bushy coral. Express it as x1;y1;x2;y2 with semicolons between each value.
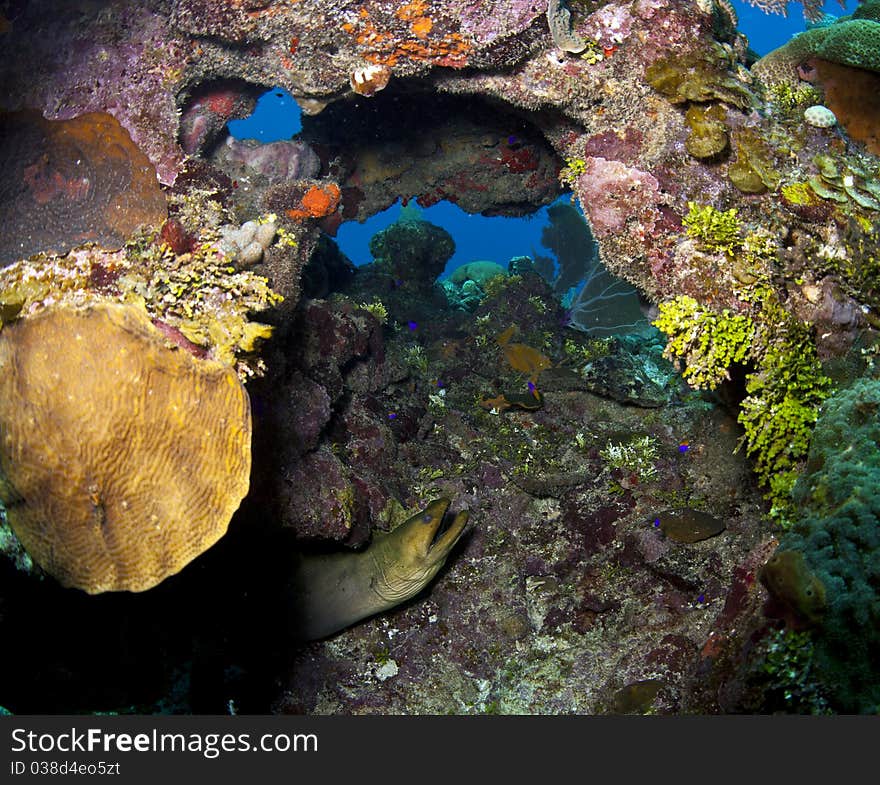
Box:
656;292;830;519
655;205;832;519
358;298;389;324
738;302;832;513
682;202;743;255
653;295;754;389
764;82;823;119
559;157;588;187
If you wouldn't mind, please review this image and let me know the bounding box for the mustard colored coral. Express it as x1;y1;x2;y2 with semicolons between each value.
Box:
0;302;252;594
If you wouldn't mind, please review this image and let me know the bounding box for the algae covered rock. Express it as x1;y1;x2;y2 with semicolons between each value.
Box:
0;302;252;593
684;104;729;159
369;213;455;286
645;44;755;109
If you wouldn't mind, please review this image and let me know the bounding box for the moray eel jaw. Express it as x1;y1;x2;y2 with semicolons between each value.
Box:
369;497;469;605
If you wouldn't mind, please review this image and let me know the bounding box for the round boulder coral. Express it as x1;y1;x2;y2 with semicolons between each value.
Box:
803;104;837;128
369;215;455;284
0;303;252;593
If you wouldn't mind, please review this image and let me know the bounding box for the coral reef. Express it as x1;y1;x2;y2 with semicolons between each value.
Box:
449;261;507;287
752;4;880;155
0;222;285;375
0;2;191;184
340;208;455;325
0;303;251;593
0;0;879;716
803;59;880;155
214;138;321;184
298;92;562;226
752;4;880;87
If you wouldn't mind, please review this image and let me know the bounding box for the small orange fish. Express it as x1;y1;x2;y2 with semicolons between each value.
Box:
496;325;553;384
479;389;544;413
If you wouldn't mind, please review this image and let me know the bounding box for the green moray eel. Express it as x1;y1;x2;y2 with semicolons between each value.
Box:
290;498;469;640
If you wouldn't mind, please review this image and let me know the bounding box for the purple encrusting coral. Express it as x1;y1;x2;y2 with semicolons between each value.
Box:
455;0;544;45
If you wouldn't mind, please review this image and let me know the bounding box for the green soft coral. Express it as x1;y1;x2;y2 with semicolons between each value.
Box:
682;201;743;255
653;295;754;389
738;297;832;513
657;202;833;518
654;290;831;520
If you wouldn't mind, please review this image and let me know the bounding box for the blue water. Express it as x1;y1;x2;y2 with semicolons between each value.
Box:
732;0;857;56
228;0;860;278
227;88;302;141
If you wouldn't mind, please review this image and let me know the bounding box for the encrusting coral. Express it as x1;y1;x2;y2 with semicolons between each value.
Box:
0;212;285;377
770;378;880;711
0;111;167;266
0;302;252;594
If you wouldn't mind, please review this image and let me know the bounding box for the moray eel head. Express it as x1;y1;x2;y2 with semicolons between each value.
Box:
369;497;469;606
291;497;469;640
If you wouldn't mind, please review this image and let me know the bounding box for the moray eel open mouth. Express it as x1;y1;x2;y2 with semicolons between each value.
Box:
410;498;469;568
432;504;462;547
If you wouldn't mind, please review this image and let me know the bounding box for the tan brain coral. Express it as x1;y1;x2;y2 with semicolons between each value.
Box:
0;302;251;593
